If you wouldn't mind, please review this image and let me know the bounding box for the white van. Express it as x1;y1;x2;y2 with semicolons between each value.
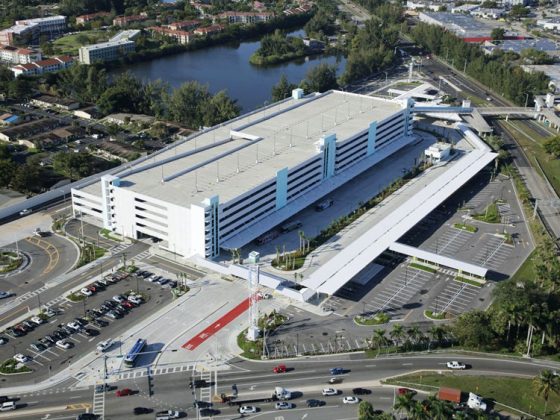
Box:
0;401;15;411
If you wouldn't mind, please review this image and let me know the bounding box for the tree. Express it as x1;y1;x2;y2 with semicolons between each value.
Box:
491;28;505;40
510;4;530;19
167;81;211;128
424;396;454;420
0;160;16;188
300;63;338;93
201;90;240;127
271;75;297;102
533;369;560;418
390;323;405;346
371;328;388;352
11;164;40;193
452;310;496;349
543;136;560;158
8;78;33;100
394;392;415;418
52;152;94;180
358;400;376;420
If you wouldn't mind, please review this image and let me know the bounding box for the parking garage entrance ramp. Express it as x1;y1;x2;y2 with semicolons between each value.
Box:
301;130;496;296
388;242;487;278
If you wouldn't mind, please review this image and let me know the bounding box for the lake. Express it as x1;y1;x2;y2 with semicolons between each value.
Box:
112;30;346;112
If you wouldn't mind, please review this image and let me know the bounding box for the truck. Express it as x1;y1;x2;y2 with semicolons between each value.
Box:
222;387;291;407
438;388;487;411
438;387;461;404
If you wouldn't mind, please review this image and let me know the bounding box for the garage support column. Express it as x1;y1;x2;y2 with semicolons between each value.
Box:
275;168;288;210
367;121;377;156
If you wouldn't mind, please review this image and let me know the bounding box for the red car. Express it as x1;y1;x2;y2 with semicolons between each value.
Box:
116;388;133;397
273;364;287;373
121;301;135;309
397;388;416;396
87;285;97;293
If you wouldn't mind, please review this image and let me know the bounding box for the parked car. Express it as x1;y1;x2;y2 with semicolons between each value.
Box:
121;301;135;309
447;361;466;370
30;343;46;352
92;318;108;327
112;295;126;304
0;337;8;345
116;388;134;397
6;329;24;338
275;402;294;410
106;311;121;319
22;321;35;330
56;340;72;349
13;354;30;363
38;338;52;347
0;291;10;299
322;388;338;396
83;328;98;337
343;396;360;404
44;308;57;317
81;288;93;297
128;295;142;305
44;335;56;343
16;324;32;333
30;316;45;325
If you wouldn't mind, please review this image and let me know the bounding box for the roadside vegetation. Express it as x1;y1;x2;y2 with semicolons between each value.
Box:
0;251;22;273
453;222;478;233
384;371;560;419
0;358;32;374
76;242;105;268
472;201;501;223
238;310;287;359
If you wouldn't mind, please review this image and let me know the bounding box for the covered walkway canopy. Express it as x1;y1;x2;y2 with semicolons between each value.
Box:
300;124;496;296
389;242;487;278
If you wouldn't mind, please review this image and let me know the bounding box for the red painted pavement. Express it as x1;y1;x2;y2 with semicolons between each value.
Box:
182;297;253;351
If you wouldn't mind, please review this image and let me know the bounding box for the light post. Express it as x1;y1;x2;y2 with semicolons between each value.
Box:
524;92;530;108
384;71;388;84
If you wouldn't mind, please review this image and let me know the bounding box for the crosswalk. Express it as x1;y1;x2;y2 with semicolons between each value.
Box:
110;244;130;254
132;250;151;262
92;384;106;419
117;363;196;380
0;285;50;316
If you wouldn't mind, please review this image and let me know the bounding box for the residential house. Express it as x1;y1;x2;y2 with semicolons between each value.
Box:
10;55;74;77
31;95;80;111
113;14;148;27
193;24;224;36
0;113;19;126
76;12;111;25
0;118;61;143
0;45;41;64
167;20;200;31
215;11;274;24
149;26;193;44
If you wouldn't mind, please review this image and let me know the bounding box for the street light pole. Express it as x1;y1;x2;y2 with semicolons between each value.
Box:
524;92;530;108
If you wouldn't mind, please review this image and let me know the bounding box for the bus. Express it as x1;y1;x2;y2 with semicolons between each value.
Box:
124;339;146;367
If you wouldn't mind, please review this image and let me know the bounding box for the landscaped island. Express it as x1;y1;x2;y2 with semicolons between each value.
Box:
249;30;321;66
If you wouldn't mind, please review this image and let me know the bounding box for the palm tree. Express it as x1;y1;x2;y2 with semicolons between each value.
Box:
390;323;405;347
424;396;453;420
533;369;560;418
371;329;388;353
409;400;430;420
407;326;422;344
394;393;415;419
429;325;446;345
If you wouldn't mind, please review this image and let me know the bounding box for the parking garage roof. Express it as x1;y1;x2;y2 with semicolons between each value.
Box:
96;91;404;208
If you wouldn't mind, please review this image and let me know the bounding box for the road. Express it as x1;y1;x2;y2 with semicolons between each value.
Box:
5;352;557;419
421;58;560;239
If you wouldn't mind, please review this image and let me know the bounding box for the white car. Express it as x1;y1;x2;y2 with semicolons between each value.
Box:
239;406;258;414
44;308;56;317
447;361;466;370
96;339;113;352
13;353;30;363
30;316;44;325
81;288;93;297
343;396;360;404
0;401;15;411
128;295;142;305
67;322;82;331
322;388;338;396
112;295;125;303
275;402;293;410
56;340;72;349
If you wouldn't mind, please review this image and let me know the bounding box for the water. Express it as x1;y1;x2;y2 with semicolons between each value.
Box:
113;30;346;112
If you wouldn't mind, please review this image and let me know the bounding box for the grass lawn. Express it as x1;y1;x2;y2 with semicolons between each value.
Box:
53;30;115;55
453;222;478;233
500;119;560;197
473;201;500;223
510;249;536;283
409;262;437;273
384;372;560;418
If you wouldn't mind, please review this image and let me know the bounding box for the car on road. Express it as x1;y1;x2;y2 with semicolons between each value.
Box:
306;399;325;407
239;406;258;414
56;340;72;349
30;343;46;352
352;388;371;395
343;396;360;404
315;198;334;211
133;407;153;415
155;410;181;420
329;367;344;375
13;354;30;363
322;388;338;396
273;364;287;373
397;388;416;396
275;402;294;410
328;377;342;384
30;316;45;325
81;288;93;297
0;401;15;411
19;209;31;216
97;339;113;352
447;361;466;370
0;292;11;299
116;388;134;397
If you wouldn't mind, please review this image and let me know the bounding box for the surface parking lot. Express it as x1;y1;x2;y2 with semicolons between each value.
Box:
429;280;481;316
425;228;473;258
364;266;433;319
0;270;174;381
472;235;513;271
